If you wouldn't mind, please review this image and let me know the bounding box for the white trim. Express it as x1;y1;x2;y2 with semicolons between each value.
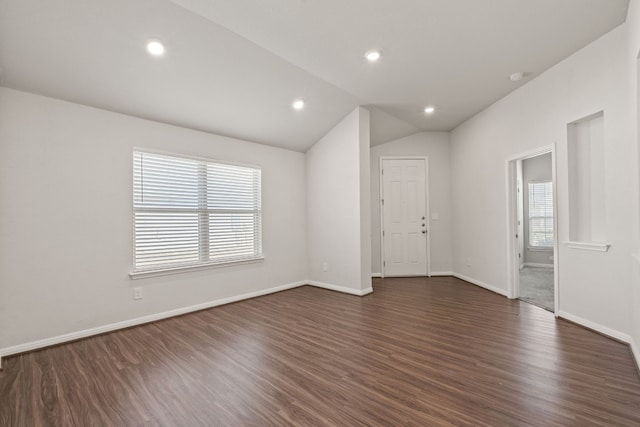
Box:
557;310;632;344
565;241;611;252
379;156;431;278
522;263;553;269
508;145;557;162
307;280;373;296
631;338;640;376
505;145;558;312
130;257;264;279
505;158;519;299
379;157;385;278
430;271;454;276
551;147;559;315
0;280;376;367
133;146;262;170
527;246;553;252
379;274;430;278
131;149;263;275
0;281;305;367
371;272;382;278
425;158;431;278
452;273;508;297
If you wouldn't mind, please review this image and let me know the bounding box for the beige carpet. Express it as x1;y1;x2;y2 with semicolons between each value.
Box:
519;266;554;311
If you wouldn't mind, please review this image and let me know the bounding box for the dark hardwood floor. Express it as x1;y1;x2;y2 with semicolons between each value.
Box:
1;276;640;426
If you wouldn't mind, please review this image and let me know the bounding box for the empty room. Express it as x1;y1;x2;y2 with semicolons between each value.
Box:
2;0;640;425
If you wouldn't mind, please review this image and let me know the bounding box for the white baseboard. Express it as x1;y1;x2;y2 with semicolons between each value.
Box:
556;310;632;344
452;273;508;297
307;280;373;296
1;277;635;374
523;263;553;269
371;272;456;279
630;337;640;375
449;277;639;370
0;281;306;368
0;279;378;368
430;271;454;276
558;312;640;370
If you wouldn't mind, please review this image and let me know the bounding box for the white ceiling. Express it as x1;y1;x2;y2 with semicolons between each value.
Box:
0;0;629;151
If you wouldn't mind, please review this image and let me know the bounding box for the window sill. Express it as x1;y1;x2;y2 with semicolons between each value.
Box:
129;256;265;279
564;241;610;253
527;246;553;252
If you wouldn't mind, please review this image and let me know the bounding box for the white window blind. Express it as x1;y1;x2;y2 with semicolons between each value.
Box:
528;181;554;248
133;150;262;273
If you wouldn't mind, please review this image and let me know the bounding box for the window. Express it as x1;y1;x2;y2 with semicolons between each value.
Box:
528;181;553;248
132;150;262;275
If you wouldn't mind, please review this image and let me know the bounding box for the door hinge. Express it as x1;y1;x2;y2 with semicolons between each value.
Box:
381;199;384;205
381;169;384;175
383;261;386;267
382;230;385;237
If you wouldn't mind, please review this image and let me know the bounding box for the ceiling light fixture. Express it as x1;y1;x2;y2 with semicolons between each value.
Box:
292;99;305;110
146;39;165;57
365;50;382;62
424;106;436;114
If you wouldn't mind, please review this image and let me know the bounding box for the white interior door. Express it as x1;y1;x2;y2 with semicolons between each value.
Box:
381;158;428;276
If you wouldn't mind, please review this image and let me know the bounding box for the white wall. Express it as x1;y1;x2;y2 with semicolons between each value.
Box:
370;132;453;275
0;88;308;350
522;153;553;265
626;0;640;366
451;24;635;337
359;109;372;291
306;107;372;293
4;10;640;368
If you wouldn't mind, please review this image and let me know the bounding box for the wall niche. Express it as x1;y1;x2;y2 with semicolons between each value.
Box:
566;111;609;252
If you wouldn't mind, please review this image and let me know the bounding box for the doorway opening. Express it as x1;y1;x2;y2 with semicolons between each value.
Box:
379;157;430;277
506;147;558;313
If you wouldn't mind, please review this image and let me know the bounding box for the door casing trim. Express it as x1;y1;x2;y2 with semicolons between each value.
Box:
505;145;558;315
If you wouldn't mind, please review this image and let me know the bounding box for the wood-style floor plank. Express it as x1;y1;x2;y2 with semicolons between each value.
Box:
1;276;640;426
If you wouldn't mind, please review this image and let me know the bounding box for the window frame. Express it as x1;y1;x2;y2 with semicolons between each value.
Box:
130;148;263;279
527;179;554;250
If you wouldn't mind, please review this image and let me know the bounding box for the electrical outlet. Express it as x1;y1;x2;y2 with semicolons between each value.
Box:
133;287;143;300
322;262;328;272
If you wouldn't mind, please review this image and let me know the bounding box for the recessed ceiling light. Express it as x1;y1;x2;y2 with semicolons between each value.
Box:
146;39;165;57
365;50;382;62
424;106;436;114
292;99;305;110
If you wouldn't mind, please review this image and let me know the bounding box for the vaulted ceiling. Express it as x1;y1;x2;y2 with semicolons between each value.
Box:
0;0;629;151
